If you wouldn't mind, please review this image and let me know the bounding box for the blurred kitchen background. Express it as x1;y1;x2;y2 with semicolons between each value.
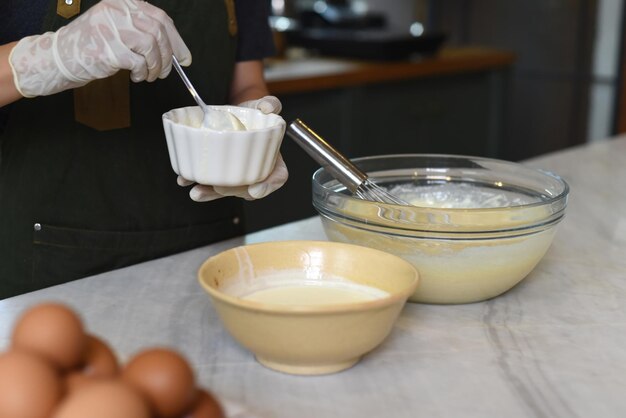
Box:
244;0;625;231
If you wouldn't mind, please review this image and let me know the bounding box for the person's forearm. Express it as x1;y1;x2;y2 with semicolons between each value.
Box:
229;60;269;104
0;42;23;107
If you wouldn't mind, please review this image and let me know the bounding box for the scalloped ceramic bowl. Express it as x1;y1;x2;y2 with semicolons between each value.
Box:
162;105;286;186
197;240;418;375
312;154;569;305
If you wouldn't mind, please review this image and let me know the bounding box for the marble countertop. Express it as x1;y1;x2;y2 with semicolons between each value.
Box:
2;137;625;418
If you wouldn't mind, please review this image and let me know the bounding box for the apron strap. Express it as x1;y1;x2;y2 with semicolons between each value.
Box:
74;71;131;131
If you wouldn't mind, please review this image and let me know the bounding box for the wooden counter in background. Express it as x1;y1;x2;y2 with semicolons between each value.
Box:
265;47;516;95
244;47;516;233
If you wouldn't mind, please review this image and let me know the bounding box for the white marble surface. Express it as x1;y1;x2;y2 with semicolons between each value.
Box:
2;137;626;418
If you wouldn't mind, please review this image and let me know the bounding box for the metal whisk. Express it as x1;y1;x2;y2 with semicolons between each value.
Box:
286;119;410;205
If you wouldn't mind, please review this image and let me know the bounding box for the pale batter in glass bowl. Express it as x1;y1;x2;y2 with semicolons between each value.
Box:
312;154;569;304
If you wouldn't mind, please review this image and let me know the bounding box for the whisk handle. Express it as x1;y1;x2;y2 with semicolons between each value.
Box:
286;119;367;192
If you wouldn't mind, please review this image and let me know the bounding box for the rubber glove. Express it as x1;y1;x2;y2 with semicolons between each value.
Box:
237;95;282;115
178;95;289;202
9;0;191;98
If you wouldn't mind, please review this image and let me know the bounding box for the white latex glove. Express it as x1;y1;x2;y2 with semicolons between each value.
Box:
178;95;289;202
178;153;288;202
9;0;191;97
238;95;282;115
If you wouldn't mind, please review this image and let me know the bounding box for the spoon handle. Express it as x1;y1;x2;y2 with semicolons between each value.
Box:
172;55;207;109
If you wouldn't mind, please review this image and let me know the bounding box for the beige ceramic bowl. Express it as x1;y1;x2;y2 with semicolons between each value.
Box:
162;105;285;186
197;241;418;375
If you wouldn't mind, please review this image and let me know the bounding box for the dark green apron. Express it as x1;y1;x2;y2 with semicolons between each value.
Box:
0;0;244;299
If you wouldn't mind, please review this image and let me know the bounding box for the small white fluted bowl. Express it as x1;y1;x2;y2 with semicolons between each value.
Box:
162;105;286;186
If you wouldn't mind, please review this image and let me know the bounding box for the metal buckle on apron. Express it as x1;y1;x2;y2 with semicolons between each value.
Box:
56;0;81;19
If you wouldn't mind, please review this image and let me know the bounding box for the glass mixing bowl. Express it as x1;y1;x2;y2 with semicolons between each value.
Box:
312;154;569;304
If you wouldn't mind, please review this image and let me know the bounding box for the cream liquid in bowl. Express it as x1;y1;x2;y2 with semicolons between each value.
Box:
242;281;389;306
223;270;389;306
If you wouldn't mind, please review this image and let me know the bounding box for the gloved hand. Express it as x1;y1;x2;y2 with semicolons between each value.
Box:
9;0;191;97
238;95;282;115
178;95;289;202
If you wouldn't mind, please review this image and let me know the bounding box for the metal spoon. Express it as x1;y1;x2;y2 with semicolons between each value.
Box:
171;55;246;130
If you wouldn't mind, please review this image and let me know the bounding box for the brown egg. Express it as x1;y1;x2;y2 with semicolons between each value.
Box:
185;389;225;418
122;348;197;418
81;334;119;377
0;350;63;418
12;302;86;370
64;334;119;394
52;380;151;418
64;372;101;394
